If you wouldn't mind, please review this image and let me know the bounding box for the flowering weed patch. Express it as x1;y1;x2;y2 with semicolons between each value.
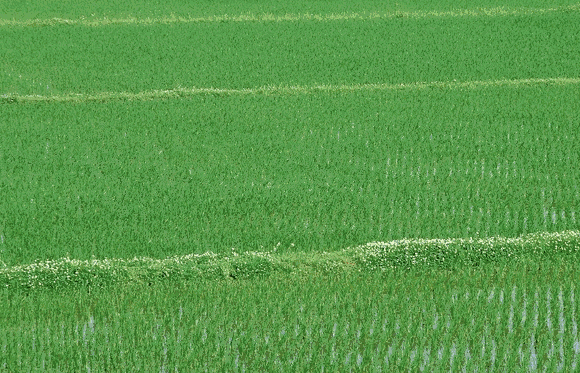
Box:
1;231;578;292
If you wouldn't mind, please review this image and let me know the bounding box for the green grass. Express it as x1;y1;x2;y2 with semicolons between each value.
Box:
1;84;579;267
2;11;580;96
1;0;580;371
2;0;579;23
2;254;580;371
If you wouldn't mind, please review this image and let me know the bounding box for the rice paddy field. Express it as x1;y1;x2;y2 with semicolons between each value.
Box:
1;0;580;371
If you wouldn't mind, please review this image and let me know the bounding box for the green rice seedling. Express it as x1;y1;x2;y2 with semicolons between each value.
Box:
2;58;580;266
1;0;580;370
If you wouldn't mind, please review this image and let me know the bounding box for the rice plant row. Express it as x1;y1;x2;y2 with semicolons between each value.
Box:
1;85;579;267
2;8;580;96
2;260;579;371
1;1;579;371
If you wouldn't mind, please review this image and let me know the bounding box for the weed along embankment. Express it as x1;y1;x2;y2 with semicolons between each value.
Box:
2;230;579;292
2;231;580;371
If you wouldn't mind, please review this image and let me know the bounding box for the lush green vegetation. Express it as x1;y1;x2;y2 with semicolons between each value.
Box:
1;86;579;267
1;0;580;370
2;10;580;97
1;230;579;293
2;255;580;371
2;0;579;24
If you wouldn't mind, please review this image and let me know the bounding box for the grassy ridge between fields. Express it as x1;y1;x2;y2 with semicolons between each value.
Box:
2;0;579;24
2;4;580;29
1;230;578;293
3;77;580;104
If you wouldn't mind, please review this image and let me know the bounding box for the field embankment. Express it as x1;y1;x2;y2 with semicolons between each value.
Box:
1;230;578;292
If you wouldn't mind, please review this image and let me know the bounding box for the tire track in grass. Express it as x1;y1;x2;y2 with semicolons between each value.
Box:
2;77;580;104
0;4;579;27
